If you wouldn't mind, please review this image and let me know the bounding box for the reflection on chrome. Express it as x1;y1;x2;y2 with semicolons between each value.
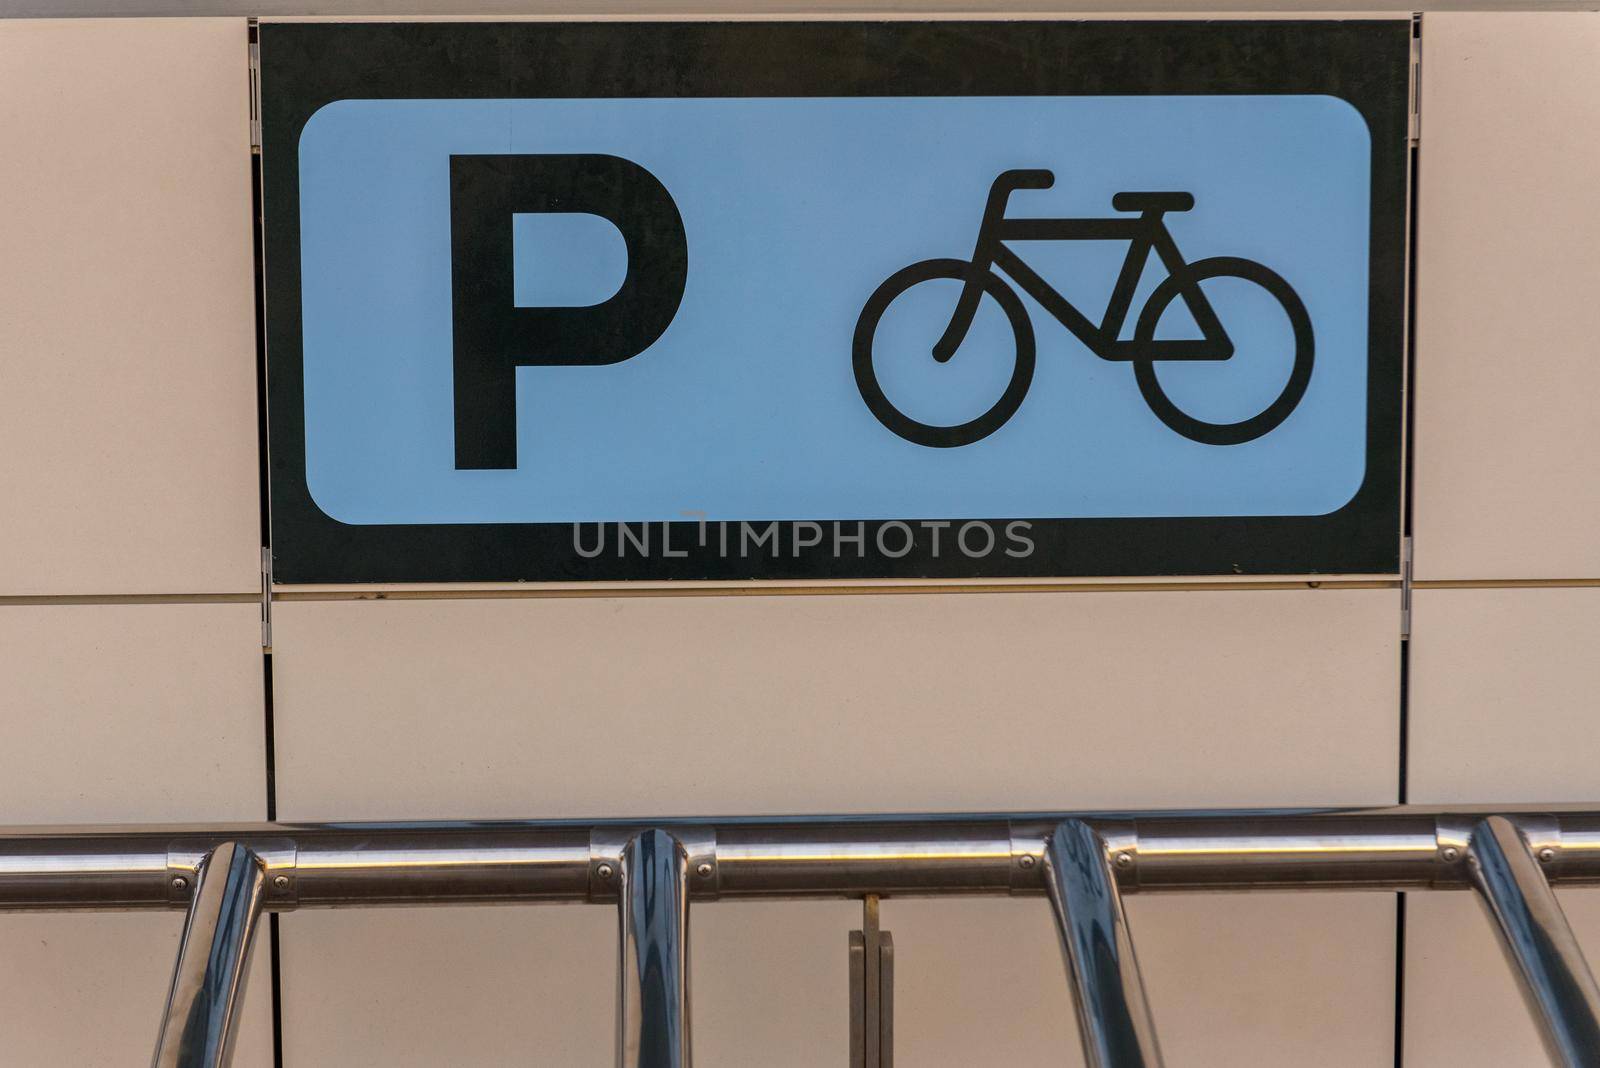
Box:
3;807;1599;1068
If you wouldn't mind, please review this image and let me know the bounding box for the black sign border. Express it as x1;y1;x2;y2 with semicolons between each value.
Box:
261;18;1409;583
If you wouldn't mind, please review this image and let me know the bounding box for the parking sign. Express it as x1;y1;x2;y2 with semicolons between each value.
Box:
262;20;1409;582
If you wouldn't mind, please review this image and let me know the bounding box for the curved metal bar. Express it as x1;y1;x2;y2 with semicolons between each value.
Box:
1043;819;1165;1068
152;842;268;1068
617;829;691;1068
1469;816;1600;1068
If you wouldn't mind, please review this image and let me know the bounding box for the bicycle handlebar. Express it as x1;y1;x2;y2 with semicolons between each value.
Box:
974;170;1059;252
997;168;1055;192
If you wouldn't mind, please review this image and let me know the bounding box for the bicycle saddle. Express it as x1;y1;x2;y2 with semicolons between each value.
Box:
1111;192;1195;213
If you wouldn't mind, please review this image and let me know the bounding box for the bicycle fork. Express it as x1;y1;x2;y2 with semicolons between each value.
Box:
931;261;993;363
933;169;1056;363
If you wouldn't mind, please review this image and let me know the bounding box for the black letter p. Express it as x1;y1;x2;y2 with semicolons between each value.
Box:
449;154;688;470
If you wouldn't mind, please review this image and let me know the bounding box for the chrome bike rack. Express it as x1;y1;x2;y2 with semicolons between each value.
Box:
4;806;1600;1068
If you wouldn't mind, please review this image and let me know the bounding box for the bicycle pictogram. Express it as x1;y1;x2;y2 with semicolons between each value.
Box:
853;169;1314;448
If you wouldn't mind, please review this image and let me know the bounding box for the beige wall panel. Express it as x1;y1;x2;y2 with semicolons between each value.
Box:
1405;890;1600;1067
282;891;1396;1068
1412;12;1600;581
1408;587;1600;804
272;589;1398;819
1406;585;1600;1064
0;603;266;822
273;588;1398;1064
889;893;1396;1067
0;18;260;595
279;907;616;1068
280;899;856;1068
0;913;274;1068
0;602;270;1064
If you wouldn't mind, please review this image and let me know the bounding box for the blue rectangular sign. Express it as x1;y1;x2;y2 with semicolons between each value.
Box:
262;20;1409;582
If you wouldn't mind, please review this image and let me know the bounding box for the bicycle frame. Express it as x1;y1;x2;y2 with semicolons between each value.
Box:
934;172;1235;364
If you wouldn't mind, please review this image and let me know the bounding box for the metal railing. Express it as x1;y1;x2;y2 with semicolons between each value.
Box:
4;805;1600;1067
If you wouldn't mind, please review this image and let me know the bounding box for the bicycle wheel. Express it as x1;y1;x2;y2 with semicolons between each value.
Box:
852;258;1036;448
1131;256;1314;446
